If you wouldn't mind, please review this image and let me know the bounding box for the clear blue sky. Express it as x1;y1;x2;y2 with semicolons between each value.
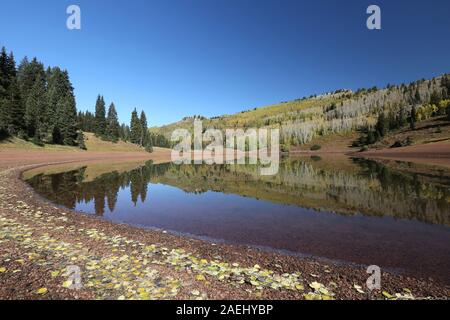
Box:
1;0;450;126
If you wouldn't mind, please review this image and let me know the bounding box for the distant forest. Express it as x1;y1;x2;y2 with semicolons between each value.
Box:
0;46;170;149
77;97;171;150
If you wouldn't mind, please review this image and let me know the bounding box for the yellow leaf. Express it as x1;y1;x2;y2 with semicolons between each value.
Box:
295;284;305;291
196;274;206;281
37;288;48;295
0;267;6;273
309;281;322;290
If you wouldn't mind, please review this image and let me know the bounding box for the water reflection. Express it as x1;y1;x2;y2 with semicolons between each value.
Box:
27;157;450;225
25;157;450;281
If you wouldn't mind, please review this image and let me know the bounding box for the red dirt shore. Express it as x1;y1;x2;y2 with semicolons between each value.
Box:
0;149;449;300
357;141;450;167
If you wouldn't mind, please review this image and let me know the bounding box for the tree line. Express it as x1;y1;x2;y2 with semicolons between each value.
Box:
1;46;171;150
77;96;171;150
0;47;84;147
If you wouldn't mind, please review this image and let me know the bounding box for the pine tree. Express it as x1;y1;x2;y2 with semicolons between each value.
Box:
94;95;106;136
375;112;387;138
130;108;141;144
398;106;407;127
17;57;45;109
24;78;47;141
46;67;64;141
120;124;131;142
430;90;441;106
139;110;149;147
414;89;421;103
59;94;78;145
76;130;87;150
410;106;417;130
0;48;23;136
106;103;120;142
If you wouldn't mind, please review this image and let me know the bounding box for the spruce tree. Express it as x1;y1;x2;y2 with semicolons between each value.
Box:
94;95;106;136
414;90;421;103
130;108;141;144
398;106;407;127
76;130;87;150
106;103;120;142
24;78;47;141
410;106;417;130
0;48;23;136
375;112;387;138
139;110;149;147
59;94;78;145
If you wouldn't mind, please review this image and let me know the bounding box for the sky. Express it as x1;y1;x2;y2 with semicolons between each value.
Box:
1;0;450;126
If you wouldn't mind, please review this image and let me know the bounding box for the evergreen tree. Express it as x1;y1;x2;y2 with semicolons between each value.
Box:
24;78;47;141
375;112;387;138
130;108;141;144
106;103;120;142
120;124;131;142
398;106;407;127
59;94;78;145
430;90;441;106
139;110;149;147
94;95;106;136
414;89;421;103
410;106;417;130
0;48;23;136
46;67;64;140
76;130;87;150
17;57;45;111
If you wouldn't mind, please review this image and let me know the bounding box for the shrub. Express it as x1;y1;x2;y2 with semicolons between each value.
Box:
145;144;153;153
310;144;321;151
280;144;290;153
360;145;369;152
390;141;403;148
31;137;44;147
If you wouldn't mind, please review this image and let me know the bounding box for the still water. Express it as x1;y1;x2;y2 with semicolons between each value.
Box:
25;156;450;282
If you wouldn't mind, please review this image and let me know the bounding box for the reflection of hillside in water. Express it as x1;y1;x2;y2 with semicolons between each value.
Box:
26;157;450;225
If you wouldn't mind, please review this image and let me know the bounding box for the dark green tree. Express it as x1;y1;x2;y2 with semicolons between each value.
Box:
398;106;407;127
429;90;441;106
375;112;387;138
94;95;106;136
414;89;421;103
139;110;149;147
130;108;141;144
76;130;87;150
409;106;417;130
24;78;47;142
106;103;120;142
0;48;23;137
59;94;78;145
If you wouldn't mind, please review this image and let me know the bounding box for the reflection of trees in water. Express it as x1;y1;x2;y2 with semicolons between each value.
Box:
27;159;450;225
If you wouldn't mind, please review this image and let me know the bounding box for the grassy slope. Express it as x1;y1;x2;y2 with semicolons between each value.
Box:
0;132;147;152
150;94;343;137
371;116;450;149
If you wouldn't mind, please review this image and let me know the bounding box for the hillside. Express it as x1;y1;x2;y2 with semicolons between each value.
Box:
151;74;450;150
0;132;151;152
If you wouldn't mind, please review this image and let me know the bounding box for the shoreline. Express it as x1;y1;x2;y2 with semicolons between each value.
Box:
0;149;449;300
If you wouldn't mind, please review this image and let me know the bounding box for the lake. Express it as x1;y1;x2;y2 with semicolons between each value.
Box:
24;156;450;282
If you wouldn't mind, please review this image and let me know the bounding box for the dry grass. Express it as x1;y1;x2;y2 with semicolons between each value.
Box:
0;132;151;153
373;116;450;148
